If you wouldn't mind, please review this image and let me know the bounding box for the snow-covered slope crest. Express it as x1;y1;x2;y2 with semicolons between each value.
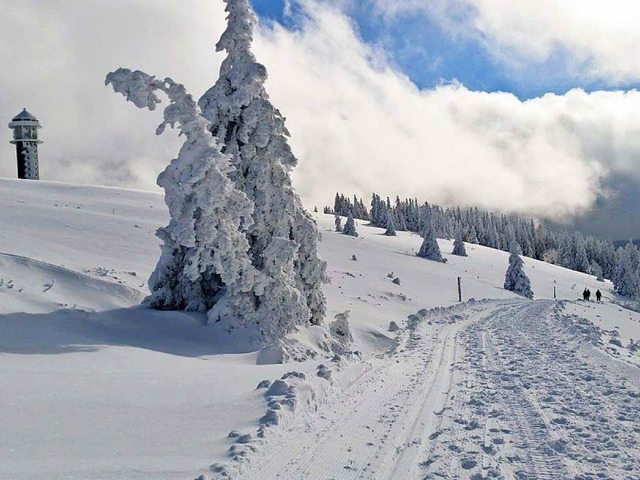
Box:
0;252;143;314
1;178;639;480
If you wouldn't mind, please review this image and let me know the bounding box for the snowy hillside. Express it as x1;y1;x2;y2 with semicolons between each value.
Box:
1;178;639;479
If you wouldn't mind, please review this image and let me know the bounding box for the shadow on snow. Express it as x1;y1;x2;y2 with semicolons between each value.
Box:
0;306;260;357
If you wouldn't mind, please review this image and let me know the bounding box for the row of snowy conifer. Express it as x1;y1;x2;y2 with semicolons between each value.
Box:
327;192;640;302
335;208;534;299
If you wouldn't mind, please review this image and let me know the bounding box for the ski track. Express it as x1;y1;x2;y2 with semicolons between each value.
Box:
232;300;640;480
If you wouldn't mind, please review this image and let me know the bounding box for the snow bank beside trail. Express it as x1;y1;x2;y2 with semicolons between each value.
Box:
209;360;350;479
557;300;640;365
0;252;143;314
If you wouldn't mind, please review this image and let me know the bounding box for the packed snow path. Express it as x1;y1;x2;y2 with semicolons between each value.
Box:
232;300;639;480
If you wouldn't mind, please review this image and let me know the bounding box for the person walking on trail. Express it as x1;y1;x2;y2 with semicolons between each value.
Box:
596;289;602;302
586;288;591;301
583;288;588;301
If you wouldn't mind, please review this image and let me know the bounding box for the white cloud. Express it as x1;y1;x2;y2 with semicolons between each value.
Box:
370;0;640;83
0;0;227;190
255;2;640;219
2;0;640;224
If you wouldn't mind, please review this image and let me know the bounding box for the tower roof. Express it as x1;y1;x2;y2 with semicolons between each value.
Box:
12;108;38;122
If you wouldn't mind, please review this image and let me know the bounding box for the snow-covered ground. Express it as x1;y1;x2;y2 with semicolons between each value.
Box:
1;178;638;479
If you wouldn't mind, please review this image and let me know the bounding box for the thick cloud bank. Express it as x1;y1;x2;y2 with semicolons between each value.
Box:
257;4;640;220
1;0;640;232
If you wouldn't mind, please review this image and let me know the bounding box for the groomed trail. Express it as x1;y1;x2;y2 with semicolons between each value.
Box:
232;299;640;480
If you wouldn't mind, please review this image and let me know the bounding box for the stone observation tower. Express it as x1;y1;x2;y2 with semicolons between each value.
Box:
8;108;42;180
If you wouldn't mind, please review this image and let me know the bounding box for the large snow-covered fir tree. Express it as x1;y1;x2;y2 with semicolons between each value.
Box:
452;225;467;257
343;213;358;237
417;210;444;262
504;242;533;299
198;0;326;329
335;214;343;232
105;68;263;319
106;0;327;343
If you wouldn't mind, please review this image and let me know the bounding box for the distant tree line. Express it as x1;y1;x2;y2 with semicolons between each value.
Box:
326;192;640;302
326;193;370;221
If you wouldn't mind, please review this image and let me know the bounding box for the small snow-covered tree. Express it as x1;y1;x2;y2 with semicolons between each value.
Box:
343;213;358;237
452;225;467;257
590;260;604;282
466;225;479;244
613;242;639;298
487;223;500;249
573;234;590;273
417;210;444;262
198;0;327;330
384;212;396;236
558;233;575;270
504;242;533;299
335;214;343;232
394;196;407;231
105;68;263;318
369;194;380;226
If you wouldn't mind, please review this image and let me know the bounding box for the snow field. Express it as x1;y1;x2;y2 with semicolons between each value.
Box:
0;179;639;479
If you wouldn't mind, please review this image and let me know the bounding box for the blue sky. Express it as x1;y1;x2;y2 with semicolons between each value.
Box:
251;0;639;100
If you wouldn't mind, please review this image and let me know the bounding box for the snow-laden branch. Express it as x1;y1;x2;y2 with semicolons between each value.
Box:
106;67;264;318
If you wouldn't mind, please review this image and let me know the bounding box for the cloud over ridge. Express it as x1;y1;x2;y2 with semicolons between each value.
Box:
256;2;640;219
1;0;640;232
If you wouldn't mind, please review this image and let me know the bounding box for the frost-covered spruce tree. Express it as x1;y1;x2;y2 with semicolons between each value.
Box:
198;0;327;329
573;234;590;273
105;68;263;318
417;210;444;262
613;242;639;298
590;260;604;282
343;213;358;237
466;225;479;244
384;212;396;236
504;242;533;299
452;225;467;257
335;214;343;232
558;234;575;270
